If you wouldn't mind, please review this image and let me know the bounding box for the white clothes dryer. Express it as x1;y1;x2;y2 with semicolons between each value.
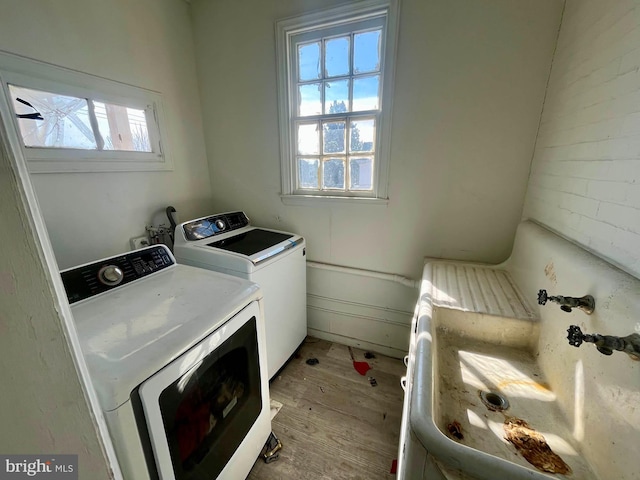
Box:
173;211;307;379
61;245;271;480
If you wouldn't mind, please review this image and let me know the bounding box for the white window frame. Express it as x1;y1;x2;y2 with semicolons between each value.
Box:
0;51;172;173
276;0;399;205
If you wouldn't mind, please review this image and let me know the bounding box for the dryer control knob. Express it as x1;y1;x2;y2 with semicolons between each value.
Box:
215;219;226;231
98;265;124;286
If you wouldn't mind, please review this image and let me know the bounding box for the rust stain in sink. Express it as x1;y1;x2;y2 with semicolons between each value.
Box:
544;262;557;286
447;420;464;441
497;379;552;393
504;417;572;475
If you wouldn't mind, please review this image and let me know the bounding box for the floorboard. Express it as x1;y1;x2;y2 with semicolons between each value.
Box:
248;337;404;480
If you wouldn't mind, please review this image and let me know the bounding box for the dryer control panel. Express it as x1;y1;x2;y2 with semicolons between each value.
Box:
61;245;174;304
182;211;250;241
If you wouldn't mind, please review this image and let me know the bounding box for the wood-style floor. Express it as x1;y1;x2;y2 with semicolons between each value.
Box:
249;337;405;480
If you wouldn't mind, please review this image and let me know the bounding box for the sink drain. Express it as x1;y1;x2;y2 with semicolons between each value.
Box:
480;391;510;411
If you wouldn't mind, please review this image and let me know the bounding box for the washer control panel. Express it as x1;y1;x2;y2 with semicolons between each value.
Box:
182;211;250;241
97;265;124;286
61;245;174;304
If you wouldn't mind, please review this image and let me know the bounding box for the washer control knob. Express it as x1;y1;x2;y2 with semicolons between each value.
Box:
215;219;226;231
98;265;124;286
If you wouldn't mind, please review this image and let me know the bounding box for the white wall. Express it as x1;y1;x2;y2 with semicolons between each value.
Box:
0;121;112;476
0;0;213;269
524;0;640;279
190;0;563;353
0;0;212;473
505;221;639;480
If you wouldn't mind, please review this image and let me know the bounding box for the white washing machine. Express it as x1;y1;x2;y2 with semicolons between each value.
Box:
61;245;271;480
173;211;307;379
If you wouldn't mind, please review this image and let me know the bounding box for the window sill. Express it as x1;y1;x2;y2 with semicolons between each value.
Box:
280;194;389;207
27;157;173;174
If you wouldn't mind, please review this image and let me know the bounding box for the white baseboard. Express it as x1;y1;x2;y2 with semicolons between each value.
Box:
307;328;408;359
306;293;412;357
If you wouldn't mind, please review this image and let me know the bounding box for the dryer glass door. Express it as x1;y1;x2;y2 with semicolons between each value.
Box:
139;302;263;480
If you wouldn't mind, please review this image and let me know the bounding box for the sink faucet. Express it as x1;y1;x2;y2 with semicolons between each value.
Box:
567;325;640;360
537;289;595;314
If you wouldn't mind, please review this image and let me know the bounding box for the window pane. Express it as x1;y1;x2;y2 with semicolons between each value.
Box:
10;85;97;149
298;83;322;116
324;80;349;114
284;9;392;197
350;118;375;152
354;30;381;74
323;121;345;154
297;123;319;154
325;36;350;77
298;42;321;81
94;102;151;152
323;158;345;189
298;158;319;189
349;157;374;190
352;75;379;111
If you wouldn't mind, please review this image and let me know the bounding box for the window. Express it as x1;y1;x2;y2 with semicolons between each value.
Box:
10;85;153;152
0;51;170;173
276;0;399;203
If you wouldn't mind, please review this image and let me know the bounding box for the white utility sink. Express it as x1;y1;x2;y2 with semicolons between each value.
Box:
398;222;640;480
425;309;597;479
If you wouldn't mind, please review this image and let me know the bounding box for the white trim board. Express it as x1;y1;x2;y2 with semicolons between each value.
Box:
306;293;411;357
